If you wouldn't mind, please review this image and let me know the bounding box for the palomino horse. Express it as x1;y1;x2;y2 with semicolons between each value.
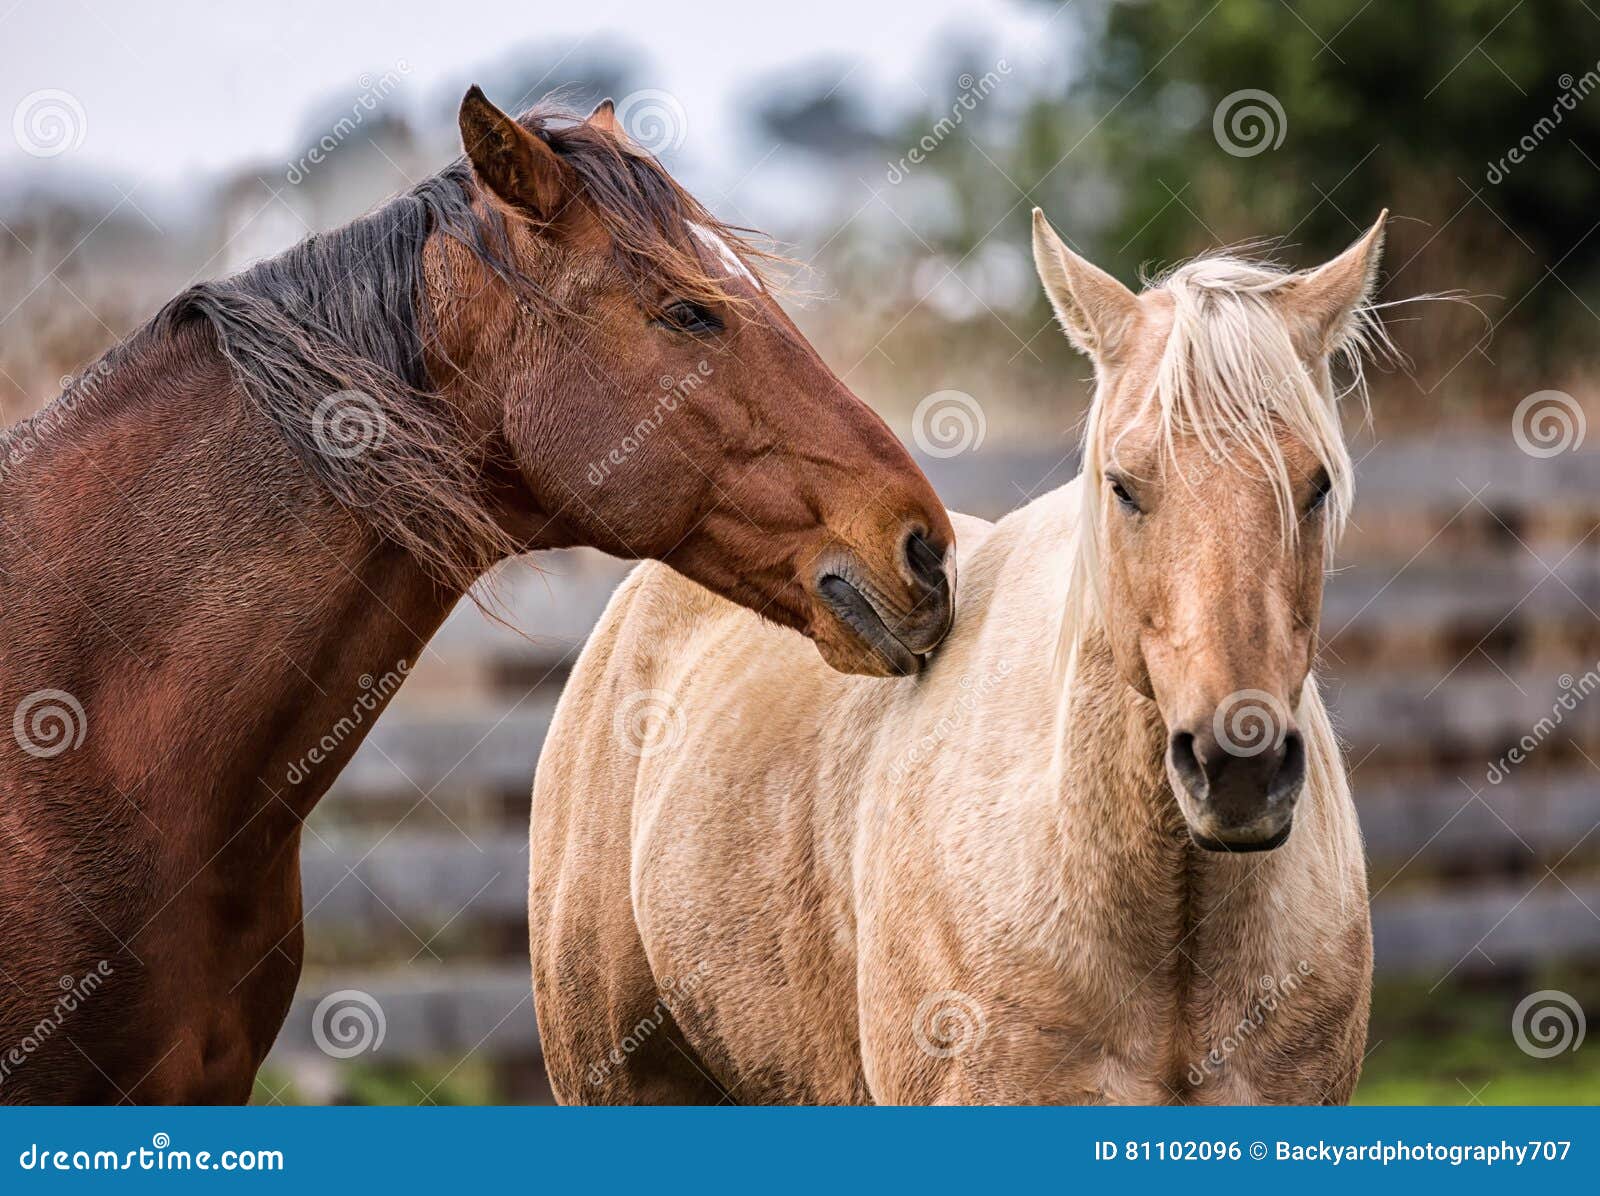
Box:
530;210;1389;1103
0;91;954;1103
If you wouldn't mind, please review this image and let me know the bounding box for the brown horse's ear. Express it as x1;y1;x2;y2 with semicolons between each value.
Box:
587;98;618;135
1275;210;1388;358
1031;208;1139;367
459;85;568;219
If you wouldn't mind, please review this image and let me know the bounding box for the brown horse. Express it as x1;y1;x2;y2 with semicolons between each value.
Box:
0;90;954;1103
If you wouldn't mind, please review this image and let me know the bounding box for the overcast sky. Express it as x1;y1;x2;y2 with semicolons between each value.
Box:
0;0;1065;196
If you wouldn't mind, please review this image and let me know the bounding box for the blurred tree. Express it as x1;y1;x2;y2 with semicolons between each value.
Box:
753;60;887;156
1022;0;1600;379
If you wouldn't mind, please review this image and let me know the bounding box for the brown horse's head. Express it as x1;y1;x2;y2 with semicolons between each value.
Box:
423;90;952;675
1034;209;1387;850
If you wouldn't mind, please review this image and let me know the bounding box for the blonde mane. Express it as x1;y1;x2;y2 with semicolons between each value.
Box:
1045;250;1387;906
1058;251;1386;686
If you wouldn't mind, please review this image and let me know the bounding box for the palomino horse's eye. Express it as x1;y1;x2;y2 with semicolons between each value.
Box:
1306;469;1333;515
1106;474;1141;514
657;300;722;335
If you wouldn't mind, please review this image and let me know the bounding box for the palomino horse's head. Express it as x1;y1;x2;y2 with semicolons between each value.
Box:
1033;209;1387;850
427;90;952;676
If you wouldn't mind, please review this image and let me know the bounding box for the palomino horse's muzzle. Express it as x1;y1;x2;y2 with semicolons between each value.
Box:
1167;718;1306;852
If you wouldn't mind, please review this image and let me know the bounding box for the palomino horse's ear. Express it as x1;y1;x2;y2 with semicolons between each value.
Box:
1031;208;1139;365
458;86;568;220
1276;210;1388;358
587;98;619;135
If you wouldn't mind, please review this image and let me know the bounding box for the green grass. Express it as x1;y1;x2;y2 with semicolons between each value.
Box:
257;972;1598;1105
1355;971;1599;1105
254;1058;503;1106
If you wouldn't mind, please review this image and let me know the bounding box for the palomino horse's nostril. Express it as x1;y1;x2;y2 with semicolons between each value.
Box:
904;528;948;592
1269;730;1306;803
1171;718;1304;832
1168;730;1209;801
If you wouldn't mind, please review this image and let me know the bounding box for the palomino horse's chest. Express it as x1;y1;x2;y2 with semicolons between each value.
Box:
1082;869;1366;1106
959;838;1350;1106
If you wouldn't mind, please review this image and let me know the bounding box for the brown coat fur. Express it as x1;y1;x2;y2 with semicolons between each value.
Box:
0;93;953;1103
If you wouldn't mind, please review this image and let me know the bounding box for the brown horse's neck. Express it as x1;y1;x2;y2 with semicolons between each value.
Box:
1;324;463;854
0;323;481;1098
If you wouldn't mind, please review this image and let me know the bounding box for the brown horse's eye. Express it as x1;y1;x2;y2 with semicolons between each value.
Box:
657;300;722;334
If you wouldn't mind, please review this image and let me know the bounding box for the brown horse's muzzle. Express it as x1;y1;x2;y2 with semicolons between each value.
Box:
812;527;955;677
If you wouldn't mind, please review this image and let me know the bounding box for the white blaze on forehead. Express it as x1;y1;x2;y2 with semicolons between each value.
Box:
688;221;760;290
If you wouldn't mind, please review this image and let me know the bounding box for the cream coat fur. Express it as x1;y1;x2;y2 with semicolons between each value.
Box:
528;479;1371;1104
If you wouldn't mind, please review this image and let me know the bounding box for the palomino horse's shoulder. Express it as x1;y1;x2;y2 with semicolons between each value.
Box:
1010;476;1082;527
597;559;744;662
928;480;1079;637
612;559;725;628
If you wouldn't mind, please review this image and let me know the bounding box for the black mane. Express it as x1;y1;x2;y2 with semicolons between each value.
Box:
16;101;772;590
155;162;517;590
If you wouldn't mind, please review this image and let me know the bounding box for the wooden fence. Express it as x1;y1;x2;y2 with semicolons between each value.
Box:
264;434;1600;1083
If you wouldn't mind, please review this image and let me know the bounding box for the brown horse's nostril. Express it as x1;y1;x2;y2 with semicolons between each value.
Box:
904;528;948;594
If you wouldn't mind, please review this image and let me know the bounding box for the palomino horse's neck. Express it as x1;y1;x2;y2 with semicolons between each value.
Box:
1045;594;1364;983
1050;622;1183;851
